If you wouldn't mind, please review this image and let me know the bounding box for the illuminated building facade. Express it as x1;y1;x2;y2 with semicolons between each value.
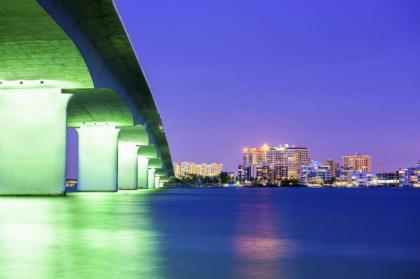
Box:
238;164;257;181
324;159;339;178
240;144;310;183
175;162;224;178
351;172;375;187
374;173;399;186
300;161;332;186
284;147;310;178
399;162;420;187
256;165;271;184
343;154;372;173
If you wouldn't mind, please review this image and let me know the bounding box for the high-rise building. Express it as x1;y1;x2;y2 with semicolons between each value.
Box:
240;144;310;181
284;147;310;178
343;154;372;173
242;146;266;165
266;145;288;166
324;159;339;178
175;162;223;178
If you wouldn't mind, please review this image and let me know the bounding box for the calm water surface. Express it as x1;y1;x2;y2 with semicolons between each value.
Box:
0;188;419;279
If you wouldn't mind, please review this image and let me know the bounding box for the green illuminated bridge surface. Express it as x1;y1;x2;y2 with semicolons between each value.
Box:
0;0;173;175
0;0;93;88
65;88;134;128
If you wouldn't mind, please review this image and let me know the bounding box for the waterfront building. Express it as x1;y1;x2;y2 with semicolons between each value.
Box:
343;154;372;173
351;172;375;187
274;165;288;182
399;161;420;187
238;164;257;181
242;146;266;165
373;173;399;186
300;161;332;186
324;159;339;178
285;147;310;178
335;168;354;186
65;179;78;188
240;144;310;182
256;165;271;184
175;162;223;178
265;145;289;165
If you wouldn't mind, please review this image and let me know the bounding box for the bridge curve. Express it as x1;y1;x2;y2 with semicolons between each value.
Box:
35;0;173;175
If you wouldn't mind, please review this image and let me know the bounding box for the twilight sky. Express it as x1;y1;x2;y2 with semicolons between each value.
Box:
68;0;420;177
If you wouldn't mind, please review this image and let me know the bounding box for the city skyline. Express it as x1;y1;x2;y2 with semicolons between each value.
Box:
111;0;420;173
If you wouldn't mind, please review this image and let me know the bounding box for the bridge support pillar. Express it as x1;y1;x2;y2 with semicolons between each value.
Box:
0;88;70;195
154;170;168;189
137;145;158;189
77;125;120;191
117;126;148;190
147;158;163;189
148;168;156;189
137;156;149;188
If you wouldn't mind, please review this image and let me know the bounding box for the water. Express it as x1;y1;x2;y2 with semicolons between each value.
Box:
0;188;419;279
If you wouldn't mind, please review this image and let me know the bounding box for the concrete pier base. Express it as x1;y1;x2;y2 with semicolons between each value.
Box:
77;125;120;191
118;125;148;190
137;145;158;188
148;158;163;189
0;88;70;195
148;169;156;189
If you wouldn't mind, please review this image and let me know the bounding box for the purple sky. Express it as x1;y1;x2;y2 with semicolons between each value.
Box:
67;0;420;177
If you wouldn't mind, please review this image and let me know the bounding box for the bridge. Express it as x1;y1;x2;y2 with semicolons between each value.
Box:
0;0;173;195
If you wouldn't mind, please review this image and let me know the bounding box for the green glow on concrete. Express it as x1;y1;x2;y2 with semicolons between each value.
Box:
65;88;134;127
154;176;161;189
148;158;163;189
159;176;169;187
155;170;168;188
77;125;120;191
155;169;168;177
137;157;149;189
137;145;158;158
118;126;148;190
148;169;157;189
0;88;70;195
34;0;174;174
148;158;163;169
118;125;148;144
0;0;93;89
137;145;158;189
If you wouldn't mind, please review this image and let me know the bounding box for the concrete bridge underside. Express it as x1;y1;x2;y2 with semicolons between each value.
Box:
0;0;173;195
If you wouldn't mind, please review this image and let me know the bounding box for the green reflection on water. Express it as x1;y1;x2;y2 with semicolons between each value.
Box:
0;190;163;279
